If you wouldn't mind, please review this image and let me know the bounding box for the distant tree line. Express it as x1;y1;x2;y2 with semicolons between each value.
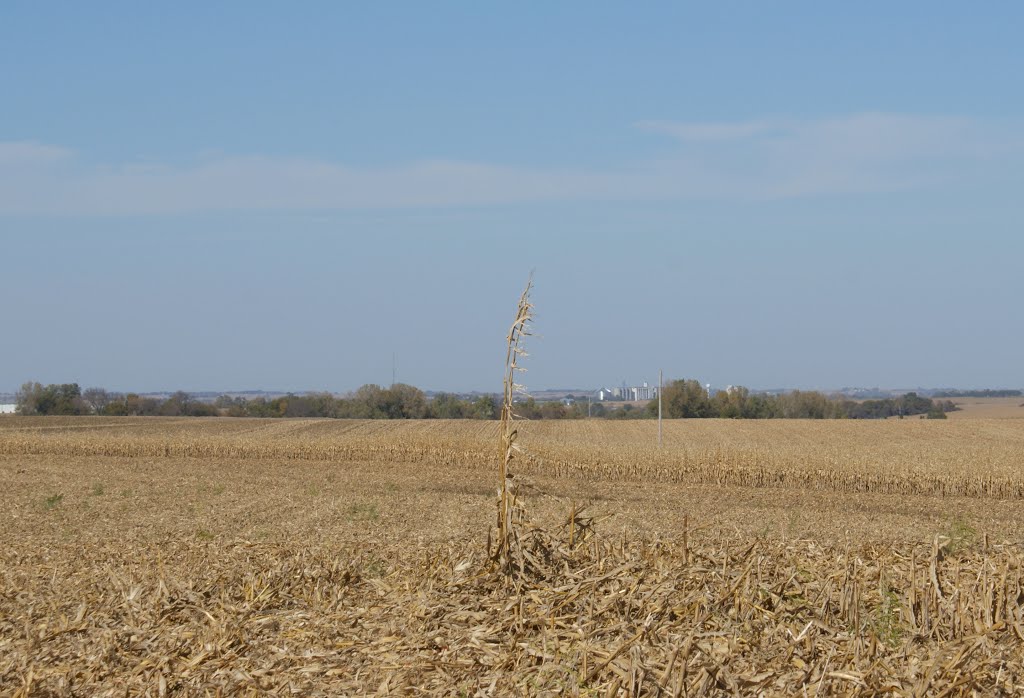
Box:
14;380;958;420
15;383;92;416
932;389;1021;398
654;380;957;420
13;381;495;419
15;382;225;417
216;385;499;419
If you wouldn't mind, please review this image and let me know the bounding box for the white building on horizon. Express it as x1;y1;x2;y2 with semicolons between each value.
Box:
0;404;17;415
596;382;658;402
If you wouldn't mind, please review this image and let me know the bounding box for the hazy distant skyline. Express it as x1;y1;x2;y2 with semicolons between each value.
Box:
3;4;1023;393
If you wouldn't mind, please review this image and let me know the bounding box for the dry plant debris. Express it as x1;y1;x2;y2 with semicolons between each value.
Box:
2;418;1024;694
3;528;1023;695
3;417;1024;499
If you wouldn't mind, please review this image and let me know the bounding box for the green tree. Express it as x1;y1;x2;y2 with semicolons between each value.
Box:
778;390;839;419
123;393;161;416
350;384;387;418
539;401;569;419
742;393;781;418
160;391;192;416
429;393;466;419
385;383;428;419
21;383;87;415
470;395;498;419
711;386;750;419
514;397;542;419
659;379;714;418
82;387;114;415
306;392;340;418
15;381;44;415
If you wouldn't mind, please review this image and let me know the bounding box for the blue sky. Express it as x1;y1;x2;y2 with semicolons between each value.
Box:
2;3;1022;393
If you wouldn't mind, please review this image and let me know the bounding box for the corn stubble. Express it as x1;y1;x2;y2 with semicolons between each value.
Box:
3;521;1023;695
3;419;1024;499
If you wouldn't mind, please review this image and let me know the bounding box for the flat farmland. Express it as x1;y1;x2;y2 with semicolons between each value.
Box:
2;417;1024;695
946;397;1024;420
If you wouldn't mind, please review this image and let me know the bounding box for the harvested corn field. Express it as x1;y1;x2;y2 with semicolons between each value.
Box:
3;416;1024;497
2;417;1024;695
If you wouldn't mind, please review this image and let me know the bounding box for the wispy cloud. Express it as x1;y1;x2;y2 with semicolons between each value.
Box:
636;113;984;151
0;113;1017;215
636;119;778;142
638;112;1016;197
0;141;72;165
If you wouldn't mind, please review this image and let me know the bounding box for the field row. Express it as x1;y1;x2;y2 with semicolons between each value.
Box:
3;417;1024;498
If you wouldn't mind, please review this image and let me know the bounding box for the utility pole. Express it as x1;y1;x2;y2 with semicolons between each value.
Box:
392;353;396;387
658;368;663;448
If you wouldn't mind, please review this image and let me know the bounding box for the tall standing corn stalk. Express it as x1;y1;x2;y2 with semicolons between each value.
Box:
493;276;534;573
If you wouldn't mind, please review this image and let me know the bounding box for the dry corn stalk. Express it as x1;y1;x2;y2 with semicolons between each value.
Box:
494;275;533;574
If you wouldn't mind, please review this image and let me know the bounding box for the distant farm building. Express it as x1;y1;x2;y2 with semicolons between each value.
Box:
0;404;17;414
596;383;658;402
